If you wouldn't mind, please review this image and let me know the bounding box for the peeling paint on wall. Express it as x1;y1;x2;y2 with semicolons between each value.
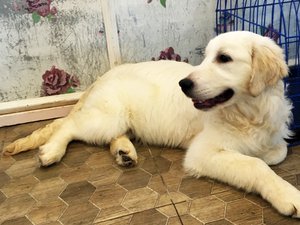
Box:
0;0;110;102
0;0;215;102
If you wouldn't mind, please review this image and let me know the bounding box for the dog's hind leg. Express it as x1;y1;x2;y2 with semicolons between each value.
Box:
38;108;130;166
110;135;137;167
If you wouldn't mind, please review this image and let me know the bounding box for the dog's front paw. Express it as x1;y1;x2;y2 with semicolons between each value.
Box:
115;149;137;167
270;181;300;218
38;143;66;166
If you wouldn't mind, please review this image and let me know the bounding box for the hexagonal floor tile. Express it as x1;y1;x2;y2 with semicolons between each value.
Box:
1;217;33;225
5;158;38;178
0;191;7;204
214;188;244;202
263;207;299;225
130;208;167;225
226;199;262;225
86;151;114;168
60;164;93;184
61;142;91;167
88;165;122;188
90;184;127;209
27;198;67;224
190;195;226;223
60;180;96;204
0;194;36;223
1;175;38;197
59;202;99;225
0;171;11;188
279;154;300;175
179;177;212;199
33;163;67;181
117;169;151;190
94;205;130;223
122;187;159;213
30;177;66;201
168;215;204;225
142;156;172;175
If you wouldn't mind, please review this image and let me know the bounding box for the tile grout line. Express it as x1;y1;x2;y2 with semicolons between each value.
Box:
145;144;184;225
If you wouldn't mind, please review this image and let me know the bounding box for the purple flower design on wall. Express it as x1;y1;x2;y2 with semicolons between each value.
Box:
41;66;80;96
13;0;57;23
152;47;189;63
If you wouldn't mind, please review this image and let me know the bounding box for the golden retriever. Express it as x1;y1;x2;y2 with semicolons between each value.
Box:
4;31;300;217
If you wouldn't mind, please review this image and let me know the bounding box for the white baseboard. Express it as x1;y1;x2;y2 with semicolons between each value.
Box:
0;92;82;127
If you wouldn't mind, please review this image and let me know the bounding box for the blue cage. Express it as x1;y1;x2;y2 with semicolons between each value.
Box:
216;0;300;145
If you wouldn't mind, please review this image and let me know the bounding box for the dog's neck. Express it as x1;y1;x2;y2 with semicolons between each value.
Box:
218;81;289;132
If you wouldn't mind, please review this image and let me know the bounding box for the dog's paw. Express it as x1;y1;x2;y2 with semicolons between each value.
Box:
38;143;65;166
115;149;137;167
270;181;300;218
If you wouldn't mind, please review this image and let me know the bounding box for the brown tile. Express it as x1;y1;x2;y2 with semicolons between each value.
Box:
226;199;263;225
0;156;15;172
5;158;38;178
168;159;186;176
59;202;99;225
278;154;300;174
282;174;298;186
156;192;190;207
60;164;92;183
245;193;270;208
179;177;212;199
157;201;189;217
2;217;33;225
61;142;91;167
11;149;38;161
122;187;159;213
139;146;162;158
86;151;114;168
117;169;151;190
206;219;234;225
148;174;168;194
271;166;292;177
214;188;244;202
1;175;38;197
30;177;66;201
0;191;6;203
130;208;167;225
211;181;233;194
94;215;132;225
161;148;185;161
85;145;104;154
263;207;300;225
88;165;122;188
0;171;10;188
90;184;127;209
60;180;96;204
190;195;226;223
0;194;36;223
27;198;67;224
94;205;130;223
168;215;204;225
142;156;172;175
33;163;67;181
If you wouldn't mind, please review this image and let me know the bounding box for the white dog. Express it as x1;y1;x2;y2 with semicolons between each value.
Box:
4;31;300;217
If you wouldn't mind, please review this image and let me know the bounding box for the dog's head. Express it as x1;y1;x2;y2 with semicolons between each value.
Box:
179;31;288;110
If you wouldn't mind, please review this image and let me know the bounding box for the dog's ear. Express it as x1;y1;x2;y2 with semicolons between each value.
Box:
249;37;288;97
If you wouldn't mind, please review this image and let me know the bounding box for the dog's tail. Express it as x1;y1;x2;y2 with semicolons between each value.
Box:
2;118;64;156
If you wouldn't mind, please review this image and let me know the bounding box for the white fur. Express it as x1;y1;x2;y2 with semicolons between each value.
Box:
4;31;300;217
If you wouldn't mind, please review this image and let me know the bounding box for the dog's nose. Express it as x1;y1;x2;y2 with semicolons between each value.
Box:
179;78;194;93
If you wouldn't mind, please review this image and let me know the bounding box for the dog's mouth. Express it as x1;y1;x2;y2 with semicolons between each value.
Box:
192;88;234;110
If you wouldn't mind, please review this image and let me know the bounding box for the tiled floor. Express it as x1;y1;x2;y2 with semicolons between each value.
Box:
1;120;300;225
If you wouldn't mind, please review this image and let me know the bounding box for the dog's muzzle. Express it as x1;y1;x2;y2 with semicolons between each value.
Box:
179;78;234;110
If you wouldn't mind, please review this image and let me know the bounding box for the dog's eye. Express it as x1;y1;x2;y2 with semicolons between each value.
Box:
216;54;232;63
